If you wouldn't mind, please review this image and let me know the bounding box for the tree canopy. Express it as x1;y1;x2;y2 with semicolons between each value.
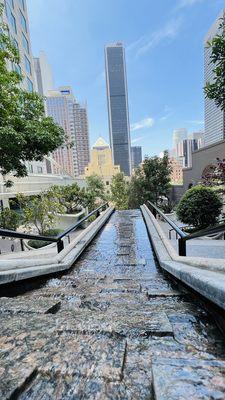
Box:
128;154;171;208
110;173;129;210
0;5;64;180
204;13;225;110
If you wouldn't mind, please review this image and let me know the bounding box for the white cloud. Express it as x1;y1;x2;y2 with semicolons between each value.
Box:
130;117;154;131
131;136;146;144
176;0;202;9
186;119;204;125
128;18;182;58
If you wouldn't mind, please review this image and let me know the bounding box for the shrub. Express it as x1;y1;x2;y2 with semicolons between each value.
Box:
0;208;20;231
176;185;222;229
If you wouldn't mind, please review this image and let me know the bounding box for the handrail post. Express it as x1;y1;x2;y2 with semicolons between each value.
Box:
20;239;24;251
96;210;100;218
178;238;186;256
57;239;64;253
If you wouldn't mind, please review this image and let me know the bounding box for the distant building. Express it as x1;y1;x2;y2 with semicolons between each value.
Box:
34;51;54;96
46;88;76;177
173;129;187;150
85;137;120;192
46;87;90;177
170;158;183;184
174;131;204;168
105;43;131;176
204;11;225;146
131;146;142;169
73;100;90;176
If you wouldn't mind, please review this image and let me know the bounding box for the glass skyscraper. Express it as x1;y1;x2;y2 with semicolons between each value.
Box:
204;11;225;146
105;43;131;176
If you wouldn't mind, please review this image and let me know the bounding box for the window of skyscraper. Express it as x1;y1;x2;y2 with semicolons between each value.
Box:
19;0;25;10
22;32;29;53
27;77;33;92
24;55;31;74
20;10;27;32
8;0;14;9
10;11;17;34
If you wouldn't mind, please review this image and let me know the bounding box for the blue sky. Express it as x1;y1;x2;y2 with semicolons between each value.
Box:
27;0;224;157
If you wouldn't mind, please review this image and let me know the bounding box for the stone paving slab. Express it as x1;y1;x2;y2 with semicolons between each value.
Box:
1;210;225;399
152;357;225;400
0;297;61;315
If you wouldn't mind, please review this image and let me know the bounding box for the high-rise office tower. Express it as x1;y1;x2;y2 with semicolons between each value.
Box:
105;43;131;176
172;128;187;150
34;51;54;96
73;101;90;176
46;88;76;177
131;146;142;169
46;87;90;177
204;11;225;146
2;0;36;92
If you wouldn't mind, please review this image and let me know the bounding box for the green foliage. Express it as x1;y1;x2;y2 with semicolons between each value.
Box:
110;173;129;210
85;175;106;211
0;208;20;230
128;153;171;208
204;13;225;110
18;192;63;235
49;184;85;214
176;185;222;229
86;175;106;199
0;7;64;180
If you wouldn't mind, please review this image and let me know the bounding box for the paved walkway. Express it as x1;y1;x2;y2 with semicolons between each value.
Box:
0;210;225;399
158;214;225;259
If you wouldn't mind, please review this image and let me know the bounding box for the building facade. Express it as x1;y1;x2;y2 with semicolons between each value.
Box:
46;88;76;177
85;137;120;191
73;101;90;176
172;128;187;150
46;87;90;177
170;158;183;184
3;0;36;92
131;146;142;169
33;51;54;96
204;11;225;146
105;43;131;176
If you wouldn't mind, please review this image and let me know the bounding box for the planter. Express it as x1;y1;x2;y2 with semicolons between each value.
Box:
55;209;86;230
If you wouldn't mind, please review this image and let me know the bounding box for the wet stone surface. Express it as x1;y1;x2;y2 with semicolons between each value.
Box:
0;210;225;399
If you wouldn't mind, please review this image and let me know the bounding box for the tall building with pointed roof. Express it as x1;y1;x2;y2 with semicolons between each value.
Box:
85;137;120;191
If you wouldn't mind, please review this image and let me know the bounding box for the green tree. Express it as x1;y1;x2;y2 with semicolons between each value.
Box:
0;208;20;231
204;13;225;110
176;185;222;230
19;193;63;235
128;153;171;208
0;5;64;181
86;175;106;200
49;184;85;214
110;173;129;210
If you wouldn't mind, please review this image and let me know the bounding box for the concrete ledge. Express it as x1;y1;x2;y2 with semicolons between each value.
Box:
0;206;114;284
141;205;225;310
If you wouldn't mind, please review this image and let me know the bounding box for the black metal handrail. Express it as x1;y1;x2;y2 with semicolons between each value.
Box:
0;203;109;254
146;200;225;256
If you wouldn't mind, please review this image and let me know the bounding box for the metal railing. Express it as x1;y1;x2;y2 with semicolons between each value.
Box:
0;203;108;254
146;200;225;256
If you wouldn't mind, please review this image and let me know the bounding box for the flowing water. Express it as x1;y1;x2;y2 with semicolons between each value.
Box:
0;210;225;399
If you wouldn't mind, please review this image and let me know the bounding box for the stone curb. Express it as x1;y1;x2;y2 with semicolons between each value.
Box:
0;207;115;284
141;205;225;310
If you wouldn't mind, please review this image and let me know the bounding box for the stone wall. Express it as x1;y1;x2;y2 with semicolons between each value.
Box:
183;140;225;191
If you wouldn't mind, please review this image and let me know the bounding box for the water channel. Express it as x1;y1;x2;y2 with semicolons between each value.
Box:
0;210;225;399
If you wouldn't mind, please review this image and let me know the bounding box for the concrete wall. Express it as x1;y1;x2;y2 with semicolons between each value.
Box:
183;140;225;191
